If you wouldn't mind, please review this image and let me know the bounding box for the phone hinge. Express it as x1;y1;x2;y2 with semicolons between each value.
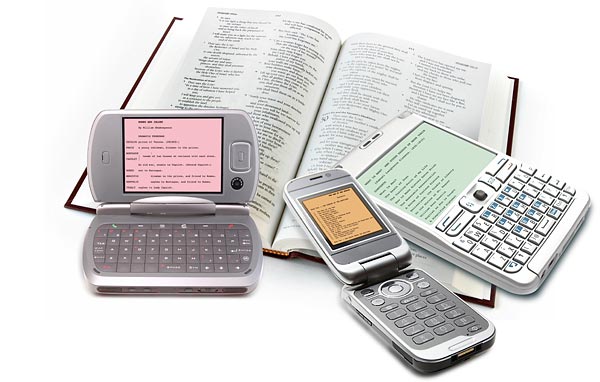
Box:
361;254;401;285
215;204;250;216
129;196;216;216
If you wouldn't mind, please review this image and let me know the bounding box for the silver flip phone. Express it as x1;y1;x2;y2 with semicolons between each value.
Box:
284;168;495;373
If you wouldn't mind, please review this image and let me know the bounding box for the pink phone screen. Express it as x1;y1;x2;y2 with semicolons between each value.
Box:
123;118;223;193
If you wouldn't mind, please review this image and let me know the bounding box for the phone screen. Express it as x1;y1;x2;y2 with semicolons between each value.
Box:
358;122;496;224
300;184;389;251
122;117;224;193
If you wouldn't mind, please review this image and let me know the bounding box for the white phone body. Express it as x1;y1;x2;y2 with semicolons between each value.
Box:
337;112;590;295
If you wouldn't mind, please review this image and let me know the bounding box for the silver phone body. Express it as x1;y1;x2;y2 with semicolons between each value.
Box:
283;169;495;371
83;109;262;295
283;169;412;285
337;113;591;294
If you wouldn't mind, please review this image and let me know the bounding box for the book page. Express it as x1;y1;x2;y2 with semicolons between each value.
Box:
159;8;341;245
272;33;492;298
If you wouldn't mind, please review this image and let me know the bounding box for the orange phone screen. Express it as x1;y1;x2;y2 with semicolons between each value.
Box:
301;185;386;249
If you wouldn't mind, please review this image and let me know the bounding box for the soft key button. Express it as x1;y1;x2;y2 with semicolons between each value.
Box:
230;142;251;171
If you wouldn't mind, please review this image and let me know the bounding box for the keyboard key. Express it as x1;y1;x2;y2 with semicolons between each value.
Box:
558;193;572;204
380;304;399;313
435;301;456;312
459;197;483;213
444;309;465;319
511;201;527;214
523;185;540;198
131;263;145;273
395;317;416;328
465;227;484;241
504;209;520;223
534;172;551;183
413;332;435;345
159;255;172;264
481;235;500;250
400;296;418;305
497;243;517;258
504;261;522;273
98;263;117;272
146;255;158;263
514;171;532;183
416;285;435;296
563;185;576;196
479;175;502;191
145;263;158;272
535;217;555;236
543;185;560;198
436;205;463;232
453;236;476;252
486;157;508;176
489;226;508;240
227;254;241;263
416;308;436;319
521;242;537;255
495;193;511;207
488;253;509;269
526;208;544;222
508;178;525;191
529;178;545;190
505;233;524;248
228;264;249;273
538;192;554;205
472;245;492;261
481;210;499;224
549;178;565;190
426;294;446;304
424;316;446;327
553;200;567;211
386;309;407;320
117;263;131;273
404;324;425;336
434;324;455;336
371;298;385;306
488;202;505;215
496;162;517;182
215;264;228;273
201;254;215;264
513;252;530;265
446;213;474;237
159;264;185;273
520;164;537;176
201;264;214;273
454;316;476;327
187;264;201;272
517;193;534;206
513;225;531;239
532;200;549;214
502;185;519;198
528;232;544;245
472;219;491;232
132;255;145;263
519;216;536;230
187;255;200;264
496;217;514;231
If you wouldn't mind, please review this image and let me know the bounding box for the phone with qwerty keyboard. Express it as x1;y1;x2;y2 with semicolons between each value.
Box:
337;112;590;295
284;169;495;373
83;110;262;294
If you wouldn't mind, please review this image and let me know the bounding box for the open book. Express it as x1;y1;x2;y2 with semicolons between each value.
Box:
67;8;519;305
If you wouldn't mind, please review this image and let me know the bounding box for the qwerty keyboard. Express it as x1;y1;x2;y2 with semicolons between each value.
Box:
353;270;490;348
437;160;576;274
92;223;254;273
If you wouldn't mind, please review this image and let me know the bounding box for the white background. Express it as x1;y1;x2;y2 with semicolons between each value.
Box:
5;0;599;380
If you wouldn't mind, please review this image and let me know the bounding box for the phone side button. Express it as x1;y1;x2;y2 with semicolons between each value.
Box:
355;309;372;326
448;337;475;352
